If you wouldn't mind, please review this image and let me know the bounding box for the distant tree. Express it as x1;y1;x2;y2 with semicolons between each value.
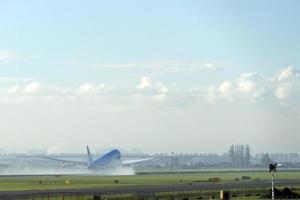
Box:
235;144;245;168
234;145;239;167
240;145;245;168
245;145;251;167
228;144;251;168
229;145;235;167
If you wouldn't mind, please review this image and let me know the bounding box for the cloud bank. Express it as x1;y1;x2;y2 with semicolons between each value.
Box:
0;66;299;154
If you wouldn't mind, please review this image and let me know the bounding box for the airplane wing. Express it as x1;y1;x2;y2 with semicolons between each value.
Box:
121;157;155;165
40;156;87;166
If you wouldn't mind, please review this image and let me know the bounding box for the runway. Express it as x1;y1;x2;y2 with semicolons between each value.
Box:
1;180;300;199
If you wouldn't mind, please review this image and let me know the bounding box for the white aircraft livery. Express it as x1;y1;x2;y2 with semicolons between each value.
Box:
42;146;154;170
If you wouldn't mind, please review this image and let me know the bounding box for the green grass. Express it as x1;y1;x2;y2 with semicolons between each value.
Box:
0;170;299;191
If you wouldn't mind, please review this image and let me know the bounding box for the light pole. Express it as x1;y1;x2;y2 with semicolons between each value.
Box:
269;163;278;200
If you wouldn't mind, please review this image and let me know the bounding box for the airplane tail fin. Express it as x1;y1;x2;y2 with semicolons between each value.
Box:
86;146;94;165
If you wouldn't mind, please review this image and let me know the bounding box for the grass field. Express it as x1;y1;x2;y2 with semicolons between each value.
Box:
0;170;299;191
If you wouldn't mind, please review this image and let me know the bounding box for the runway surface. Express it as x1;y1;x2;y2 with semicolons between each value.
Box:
1;180;300;199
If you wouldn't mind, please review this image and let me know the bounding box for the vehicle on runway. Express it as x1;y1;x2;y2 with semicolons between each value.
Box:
42;146;154;170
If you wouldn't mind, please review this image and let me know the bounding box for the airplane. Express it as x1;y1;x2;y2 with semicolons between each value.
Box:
42;146;154;170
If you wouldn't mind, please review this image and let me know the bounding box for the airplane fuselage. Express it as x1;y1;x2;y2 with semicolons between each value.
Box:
87;149;121;170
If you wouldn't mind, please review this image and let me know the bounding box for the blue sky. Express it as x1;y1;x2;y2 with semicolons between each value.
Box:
0;1;300;153
1;0;300;83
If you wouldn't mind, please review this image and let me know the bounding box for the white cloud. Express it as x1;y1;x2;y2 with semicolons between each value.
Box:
7;85;20;95
206;67;299;103
159;85;169;93
237;73;264;98
137;77;151;89
137;77;171;96
91;60;223;72
0;51;17;61
0;67;300;154
276;66;300;82
134;77;171;103
239;72;261;82
75;83;107;95
278;66;294;81
202;63;222;71
238;81;256;94
270;66;300;101
24;82;41;94
218;81;233;96
275;84;290;100
0;66;298;106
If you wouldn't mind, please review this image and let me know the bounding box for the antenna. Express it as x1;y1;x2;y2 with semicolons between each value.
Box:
269;163;282;200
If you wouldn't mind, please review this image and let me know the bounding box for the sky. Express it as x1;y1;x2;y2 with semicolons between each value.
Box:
0;0;300;154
